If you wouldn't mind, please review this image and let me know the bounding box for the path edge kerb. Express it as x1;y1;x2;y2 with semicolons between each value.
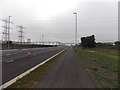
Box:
0;48;67;89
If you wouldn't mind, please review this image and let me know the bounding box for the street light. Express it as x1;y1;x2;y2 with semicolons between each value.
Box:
73;12;77;46
42;35;44;44
8;16;12;49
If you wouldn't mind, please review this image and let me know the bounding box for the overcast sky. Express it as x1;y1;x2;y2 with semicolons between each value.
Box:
0;0;119;43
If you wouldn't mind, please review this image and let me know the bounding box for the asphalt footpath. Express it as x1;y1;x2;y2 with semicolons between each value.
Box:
34;48;96;88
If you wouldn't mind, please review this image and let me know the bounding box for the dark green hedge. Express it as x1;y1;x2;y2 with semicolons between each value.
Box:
81;35;96;48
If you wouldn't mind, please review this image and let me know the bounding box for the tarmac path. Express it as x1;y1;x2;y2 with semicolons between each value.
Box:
34;48;96;88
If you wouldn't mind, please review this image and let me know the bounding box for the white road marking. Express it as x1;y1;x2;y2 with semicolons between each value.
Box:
0;48;66;89
88;51;95;53
6;54;11;56
6;60;14;63
22;49;28;51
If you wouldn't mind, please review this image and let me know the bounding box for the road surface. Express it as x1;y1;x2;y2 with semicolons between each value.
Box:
34;48;96;88
2;46;66;84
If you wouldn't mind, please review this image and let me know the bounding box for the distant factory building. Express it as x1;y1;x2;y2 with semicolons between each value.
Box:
27;39;31;44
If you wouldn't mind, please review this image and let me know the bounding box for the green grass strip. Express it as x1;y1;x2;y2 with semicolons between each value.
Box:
74;47;118;88
76;48;118;73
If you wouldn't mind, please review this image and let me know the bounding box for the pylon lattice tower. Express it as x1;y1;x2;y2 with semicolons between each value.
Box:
2;16;12;49
2;18;8;42
17;25;25;44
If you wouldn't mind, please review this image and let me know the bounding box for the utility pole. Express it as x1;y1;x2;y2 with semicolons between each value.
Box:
73;12;77;46
17;25;25;44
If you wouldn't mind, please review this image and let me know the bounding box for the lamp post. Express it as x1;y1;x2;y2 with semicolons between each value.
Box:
42;35;44;44
8;16;12;49
73;12;77;46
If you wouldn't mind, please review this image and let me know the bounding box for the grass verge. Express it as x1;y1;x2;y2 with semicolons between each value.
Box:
86;47;119;56
6;49;67;89
74;47;118;88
